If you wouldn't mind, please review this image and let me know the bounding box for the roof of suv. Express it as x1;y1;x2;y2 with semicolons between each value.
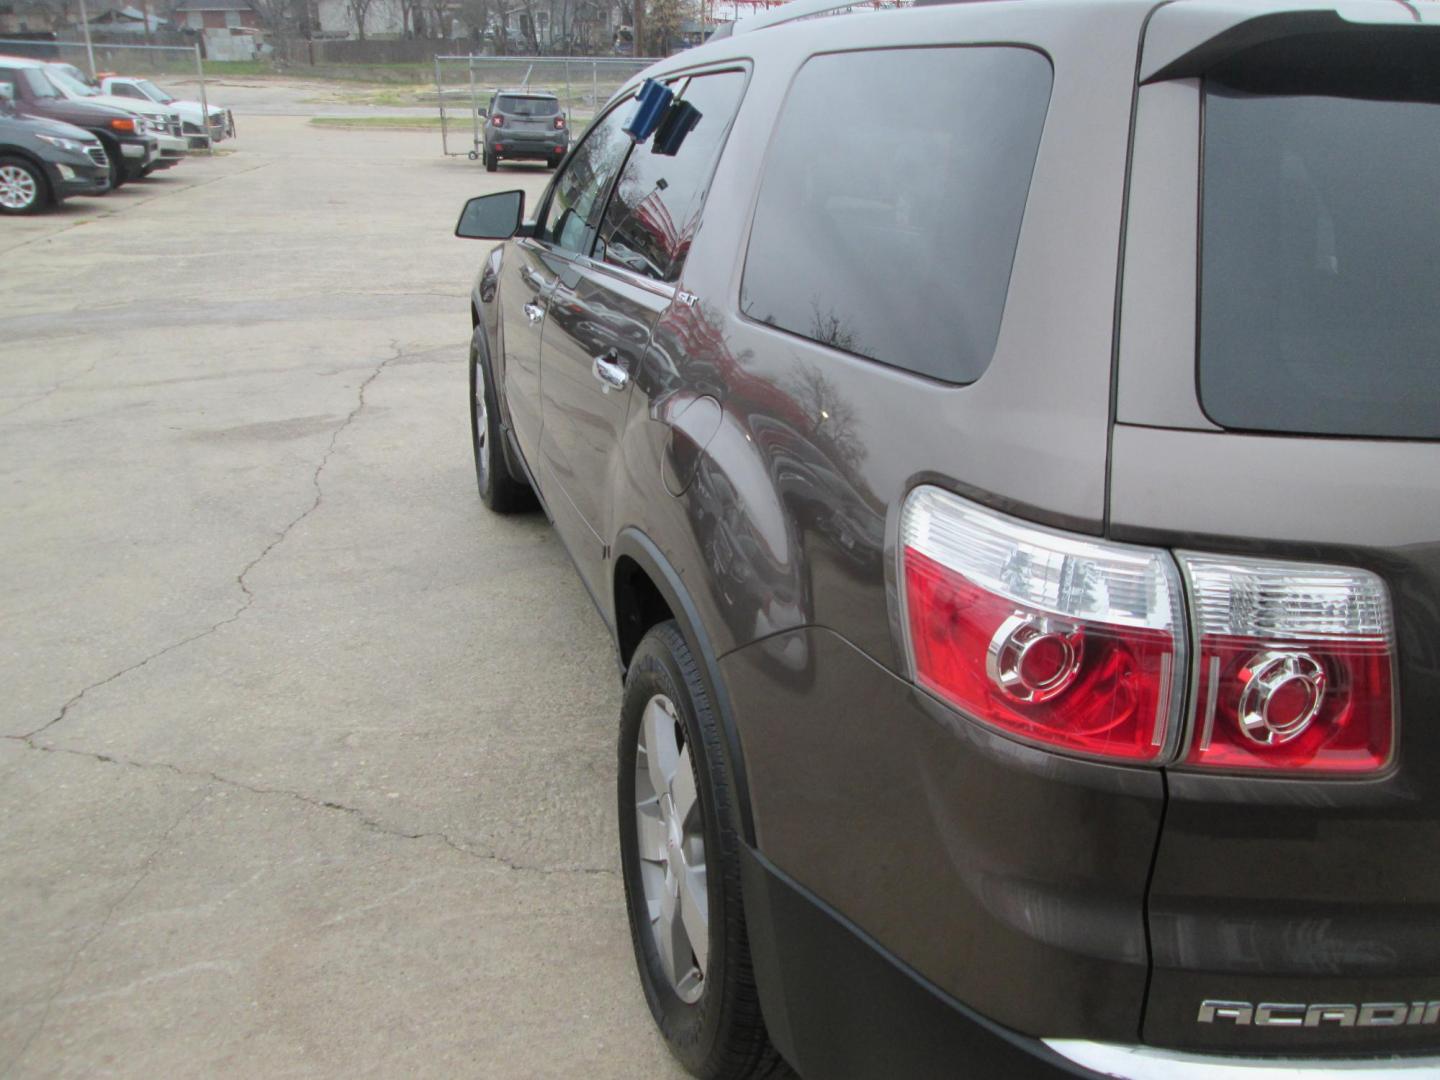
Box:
0;56;48;69
493;88;558;98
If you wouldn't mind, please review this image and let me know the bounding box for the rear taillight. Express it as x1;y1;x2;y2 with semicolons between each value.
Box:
491;114;504;127
1178;554;1395;774
554;115;566;130
901;487;1186;763
899;488;1397;775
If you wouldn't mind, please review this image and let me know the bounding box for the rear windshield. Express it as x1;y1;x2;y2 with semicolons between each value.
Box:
1199;84;1440;438
496;95;558;117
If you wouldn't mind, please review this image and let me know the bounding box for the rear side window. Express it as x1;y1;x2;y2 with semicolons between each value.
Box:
1199;85;1440;438
596;69;747;283
740;47;1052;383
497;95;558;117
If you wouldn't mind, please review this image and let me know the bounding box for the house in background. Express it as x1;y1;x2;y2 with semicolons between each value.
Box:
315;0;405;40
88;4;171;33
173;0;269;58
0;1;61;33
172;0;261;31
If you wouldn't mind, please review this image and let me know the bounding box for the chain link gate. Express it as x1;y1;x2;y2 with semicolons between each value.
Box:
433;55;655;160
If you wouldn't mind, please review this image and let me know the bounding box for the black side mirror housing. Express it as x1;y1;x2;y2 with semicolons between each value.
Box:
477;108;487;118
455;190;526;240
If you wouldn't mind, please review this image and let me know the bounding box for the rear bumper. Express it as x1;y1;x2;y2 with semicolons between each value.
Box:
1046;1040;1440;1078
744;845;1440;1079
490;139;567;160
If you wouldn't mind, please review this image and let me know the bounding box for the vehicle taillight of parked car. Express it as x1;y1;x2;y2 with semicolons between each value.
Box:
1178;554;1395;773
901;487;1396;774
491;114;504;127
901;486;1186;764
553;116;566;130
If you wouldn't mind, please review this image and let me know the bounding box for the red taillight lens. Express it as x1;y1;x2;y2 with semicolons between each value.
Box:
1179;555;1395;774
554;115;566;130
491;114;504;127
901;487;1185;764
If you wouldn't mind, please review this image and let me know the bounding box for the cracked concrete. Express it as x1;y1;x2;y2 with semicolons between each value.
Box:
0;101;684;1079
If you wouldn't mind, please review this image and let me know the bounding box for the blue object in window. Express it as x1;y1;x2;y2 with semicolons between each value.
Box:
624;78;674;142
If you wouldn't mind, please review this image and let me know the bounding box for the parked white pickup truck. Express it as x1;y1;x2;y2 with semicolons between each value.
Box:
100;76;232;149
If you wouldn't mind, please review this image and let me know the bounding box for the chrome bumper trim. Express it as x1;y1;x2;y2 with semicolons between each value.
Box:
1044;1039;1440;1078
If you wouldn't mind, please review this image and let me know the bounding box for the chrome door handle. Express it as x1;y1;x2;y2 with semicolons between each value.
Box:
523;302;544;325
520;266;553;290
592;351;629;392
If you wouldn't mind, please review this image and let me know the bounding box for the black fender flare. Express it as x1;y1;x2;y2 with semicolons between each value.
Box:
469;313;532;489
613;526;756;846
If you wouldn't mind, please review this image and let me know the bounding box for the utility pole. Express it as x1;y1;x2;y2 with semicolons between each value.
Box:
632;0;643;58
77;0;98;78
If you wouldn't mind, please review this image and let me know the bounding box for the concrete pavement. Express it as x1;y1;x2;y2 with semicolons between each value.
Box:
0;111;687;1079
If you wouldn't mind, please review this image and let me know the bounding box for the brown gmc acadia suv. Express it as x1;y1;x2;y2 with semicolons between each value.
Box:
453;1;1440;1076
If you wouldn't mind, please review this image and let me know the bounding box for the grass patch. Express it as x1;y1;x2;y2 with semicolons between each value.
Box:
309;115;445;130
203;60;282;78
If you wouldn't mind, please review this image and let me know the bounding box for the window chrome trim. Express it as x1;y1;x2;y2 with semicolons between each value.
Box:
1044;1039;1440;1079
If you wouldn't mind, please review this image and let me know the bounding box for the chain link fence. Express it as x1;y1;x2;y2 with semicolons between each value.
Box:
0;39;219;152
433;55;654;159
0;37;202;78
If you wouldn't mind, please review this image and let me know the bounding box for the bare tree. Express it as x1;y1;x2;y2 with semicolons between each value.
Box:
457;0;491;44
346;0;377;39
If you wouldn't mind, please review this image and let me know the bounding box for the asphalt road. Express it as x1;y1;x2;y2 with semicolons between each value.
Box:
0;97;688;1079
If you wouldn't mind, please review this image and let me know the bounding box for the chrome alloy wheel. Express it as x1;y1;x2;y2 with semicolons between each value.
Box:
472;353;488;473
0;165;38;211
634;693;709;1004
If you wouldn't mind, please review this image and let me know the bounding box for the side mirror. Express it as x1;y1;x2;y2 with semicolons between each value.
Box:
0;82;15;111
477;108;487;118
455;190;526;240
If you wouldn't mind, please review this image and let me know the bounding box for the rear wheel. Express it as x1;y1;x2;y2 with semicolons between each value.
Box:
0;156;47;215
469;330;532;513
484;146;498;172
619;623;787;1079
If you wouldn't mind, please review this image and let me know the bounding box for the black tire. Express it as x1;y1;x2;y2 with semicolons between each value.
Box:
619;622;788;1080
484;146;498;172
469;329;533;513
0;155;49;215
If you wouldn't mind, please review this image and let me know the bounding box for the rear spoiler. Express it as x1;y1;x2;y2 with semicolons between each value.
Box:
1142;3;1440;84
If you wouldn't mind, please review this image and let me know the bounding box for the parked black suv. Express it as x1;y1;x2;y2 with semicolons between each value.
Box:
0;56;156;189
455;1;1440;1076
0;85;109;213
477;88;568;172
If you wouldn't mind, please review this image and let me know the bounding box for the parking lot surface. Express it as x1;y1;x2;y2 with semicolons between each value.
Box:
1;94;687;1079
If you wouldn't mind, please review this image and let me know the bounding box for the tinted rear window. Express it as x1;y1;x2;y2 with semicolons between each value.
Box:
1200;86;1440;438
497;95;558;117
740;47;1052;384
